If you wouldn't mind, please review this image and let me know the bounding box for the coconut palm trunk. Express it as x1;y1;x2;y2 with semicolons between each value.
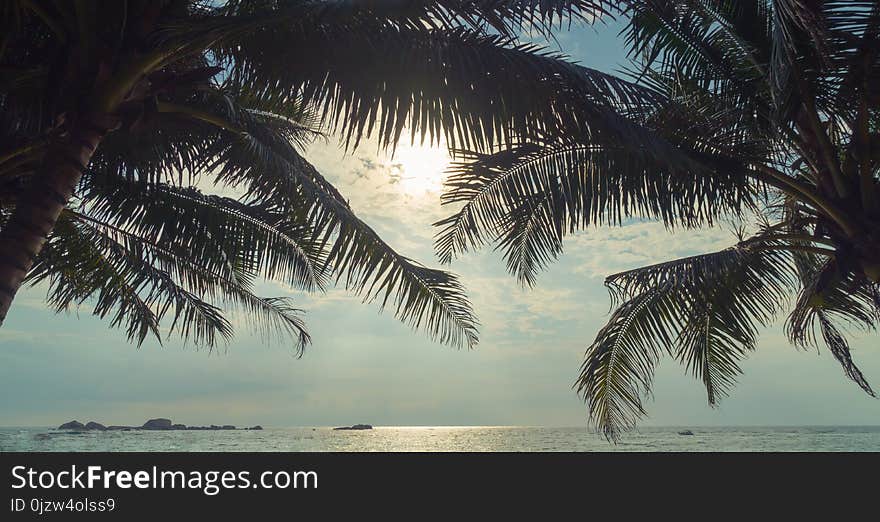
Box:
0;115;115;325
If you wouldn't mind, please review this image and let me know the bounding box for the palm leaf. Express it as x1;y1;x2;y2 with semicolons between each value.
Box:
786;256;879;395
78;174;327;292
195;103;480;348
30;209;311;353
576;282;680;441
213;22;652;151
580;234;801;439
436;135;753;285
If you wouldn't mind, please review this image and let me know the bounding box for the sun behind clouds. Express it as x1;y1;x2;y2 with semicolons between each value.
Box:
386;141;450;196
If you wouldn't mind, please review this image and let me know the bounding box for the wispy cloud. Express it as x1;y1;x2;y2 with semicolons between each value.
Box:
567;221;736;279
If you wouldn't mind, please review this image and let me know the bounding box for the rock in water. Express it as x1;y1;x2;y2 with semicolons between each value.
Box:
142;418;173;430
678;430;695;436
334;424;373;430
57;419;254;431
247;425;263;431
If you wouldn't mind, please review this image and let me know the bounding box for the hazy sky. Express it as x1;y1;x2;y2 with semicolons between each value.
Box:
1;19;878;430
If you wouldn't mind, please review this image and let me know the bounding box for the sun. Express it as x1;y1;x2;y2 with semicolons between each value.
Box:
386;141;450;196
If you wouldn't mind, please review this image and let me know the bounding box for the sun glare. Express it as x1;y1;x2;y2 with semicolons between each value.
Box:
386;141;450;196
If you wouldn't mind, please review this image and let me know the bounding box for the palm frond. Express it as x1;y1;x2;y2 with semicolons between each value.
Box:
580;234;801;439
216;0;613;37
28;214;164;346
78;174;328;292
213;22;652;151
576;282;678;441
818;311;875;397
89;85;323;188
786;257;879;395
436;135;753;285
200;105;480;348
29;209;311;353
28;213;232;348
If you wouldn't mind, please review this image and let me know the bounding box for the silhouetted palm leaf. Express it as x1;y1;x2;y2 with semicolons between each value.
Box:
578;233;802;439
787;256;879;395
30;212;314;352
575;281;678;440
436;135;753;285
200;103;480;348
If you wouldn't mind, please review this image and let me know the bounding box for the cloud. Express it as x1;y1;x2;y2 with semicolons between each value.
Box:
566;221;736;279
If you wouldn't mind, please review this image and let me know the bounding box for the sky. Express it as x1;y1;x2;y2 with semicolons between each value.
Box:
1;18;878;430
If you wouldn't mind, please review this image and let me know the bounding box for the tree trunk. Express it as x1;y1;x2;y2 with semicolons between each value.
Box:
0;116;114;326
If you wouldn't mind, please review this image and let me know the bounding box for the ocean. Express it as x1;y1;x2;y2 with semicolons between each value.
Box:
2;426;879;451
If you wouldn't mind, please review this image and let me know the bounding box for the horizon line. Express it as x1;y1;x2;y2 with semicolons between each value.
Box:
4;424;880;429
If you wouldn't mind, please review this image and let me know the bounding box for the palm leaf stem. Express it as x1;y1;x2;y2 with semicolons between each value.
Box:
750;245;836;257
156;101;246;134
749;234;837;248
0;139;45;167
753;164;858;236
794;86;849;198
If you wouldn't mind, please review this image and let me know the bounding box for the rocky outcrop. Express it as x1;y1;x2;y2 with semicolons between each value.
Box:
58;420;108;431
246;425;263;430
58;418;249;431
333;424;373;430
142;418;173;430
678;430;695;436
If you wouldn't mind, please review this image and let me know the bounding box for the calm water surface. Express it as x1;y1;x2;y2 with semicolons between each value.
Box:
2;426;879;451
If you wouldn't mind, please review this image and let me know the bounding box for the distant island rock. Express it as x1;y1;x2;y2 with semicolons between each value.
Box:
186;425;237;431
57;418;253;431
142;418;172;430
333;424;373;430
678;430;695;436
56;420;106;431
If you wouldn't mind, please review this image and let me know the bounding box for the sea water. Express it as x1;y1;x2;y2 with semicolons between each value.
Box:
2;426;879;452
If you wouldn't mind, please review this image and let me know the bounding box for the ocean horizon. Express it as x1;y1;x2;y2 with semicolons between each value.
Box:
3;425;879;452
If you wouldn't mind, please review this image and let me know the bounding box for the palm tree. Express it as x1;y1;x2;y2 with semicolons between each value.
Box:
0;0;619;350
436;0;880;439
